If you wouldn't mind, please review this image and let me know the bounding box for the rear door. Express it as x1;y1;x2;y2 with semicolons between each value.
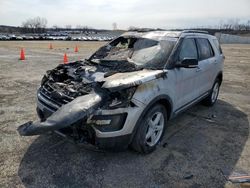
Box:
195;38;216;95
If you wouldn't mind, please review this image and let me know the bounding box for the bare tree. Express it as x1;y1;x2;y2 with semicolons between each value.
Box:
76;25;83;29
128;26;138;30
52;25;59;31
21;17;47;33
112;22;117;30
218;19;250;31
247;20;250;31
65;25;72;29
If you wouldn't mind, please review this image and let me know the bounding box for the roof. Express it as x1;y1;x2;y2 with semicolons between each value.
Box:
121;29;212;41
122;31;181;41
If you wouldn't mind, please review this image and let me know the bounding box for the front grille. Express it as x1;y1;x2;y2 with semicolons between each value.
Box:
38;79;94;112
37;84;69;112
37;92;59;111
41;82;73;105
39;87;65;107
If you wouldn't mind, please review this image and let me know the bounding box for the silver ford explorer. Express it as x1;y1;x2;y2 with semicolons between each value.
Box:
18;29;224;153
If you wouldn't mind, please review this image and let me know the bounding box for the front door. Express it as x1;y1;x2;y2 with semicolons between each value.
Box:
173;37;200;109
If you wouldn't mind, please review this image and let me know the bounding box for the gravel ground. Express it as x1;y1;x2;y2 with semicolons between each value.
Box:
0;41;250;188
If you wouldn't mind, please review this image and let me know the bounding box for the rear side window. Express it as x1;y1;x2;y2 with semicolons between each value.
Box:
213;39;223;54
179;38;198;61
196;38;214;60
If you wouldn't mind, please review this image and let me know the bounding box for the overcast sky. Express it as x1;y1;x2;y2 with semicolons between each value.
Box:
0;0;249;29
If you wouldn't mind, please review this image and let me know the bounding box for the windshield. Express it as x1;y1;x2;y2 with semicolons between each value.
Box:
89;36;177;69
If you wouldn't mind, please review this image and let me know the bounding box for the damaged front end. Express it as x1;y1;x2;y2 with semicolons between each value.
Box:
17;61;140;139
17;34;173;146
18;93;103;136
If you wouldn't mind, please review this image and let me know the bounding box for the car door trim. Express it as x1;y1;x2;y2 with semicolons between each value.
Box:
173;91;210;116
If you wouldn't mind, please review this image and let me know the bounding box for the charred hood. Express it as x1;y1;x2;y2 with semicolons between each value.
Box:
41;60;166;97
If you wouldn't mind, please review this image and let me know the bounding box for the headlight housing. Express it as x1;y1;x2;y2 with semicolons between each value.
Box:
104;87;137;109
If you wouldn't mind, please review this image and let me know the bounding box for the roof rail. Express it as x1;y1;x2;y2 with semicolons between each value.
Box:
182;30;209;34
128;28;165;32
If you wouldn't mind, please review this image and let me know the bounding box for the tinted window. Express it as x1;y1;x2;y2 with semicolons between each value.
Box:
213;39;223;54
179;38;198;61
196;38;214;60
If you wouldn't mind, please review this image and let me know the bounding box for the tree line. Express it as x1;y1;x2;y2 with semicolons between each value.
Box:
1;17;250;34
218;19;250;31
21;17;47;33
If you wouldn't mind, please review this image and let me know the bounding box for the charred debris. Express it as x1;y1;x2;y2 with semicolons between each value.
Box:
18;60;139;136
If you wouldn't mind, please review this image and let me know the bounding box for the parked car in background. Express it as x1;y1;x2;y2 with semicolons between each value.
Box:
16;36;23;40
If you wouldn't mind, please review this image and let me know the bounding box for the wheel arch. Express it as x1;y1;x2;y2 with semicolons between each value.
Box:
129;95;173;144
216;71;223;85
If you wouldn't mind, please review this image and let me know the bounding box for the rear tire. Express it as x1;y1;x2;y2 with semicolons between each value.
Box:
131;104;167;153
203;79;221;106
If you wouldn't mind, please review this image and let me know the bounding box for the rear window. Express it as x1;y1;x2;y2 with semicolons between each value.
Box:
196;38;214;60
213;39;223;54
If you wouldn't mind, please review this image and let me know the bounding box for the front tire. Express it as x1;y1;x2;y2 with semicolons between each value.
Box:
203;79;221;106
131;104;167;153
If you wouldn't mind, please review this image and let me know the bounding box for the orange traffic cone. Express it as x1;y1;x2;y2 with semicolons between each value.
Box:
49;43;53;49
20;48;25;60
63;53;68;64
74;45;78;52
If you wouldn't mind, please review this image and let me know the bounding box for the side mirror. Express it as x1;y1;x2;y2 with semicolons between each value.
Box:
177;58;198;68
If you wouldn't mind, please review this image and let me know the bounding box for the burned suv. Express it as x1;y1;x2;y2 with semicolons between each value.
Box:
18;30;224;153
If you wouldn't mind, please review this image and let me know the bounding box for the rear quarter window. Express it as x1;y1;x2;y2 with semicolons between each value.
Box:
196;38;214;60
213;39;223;54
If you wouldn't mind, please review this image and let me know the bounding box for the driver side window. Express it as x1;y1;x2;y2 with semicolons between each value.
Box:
179;38;198;61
